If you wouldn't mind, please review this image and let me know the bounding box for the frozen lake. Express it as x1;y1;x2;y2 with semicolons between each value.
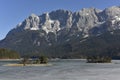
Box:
0;59;120;80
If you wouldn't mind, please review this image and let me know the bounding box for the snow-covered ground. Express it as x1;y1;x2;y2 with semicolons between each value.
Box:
0;59;120;80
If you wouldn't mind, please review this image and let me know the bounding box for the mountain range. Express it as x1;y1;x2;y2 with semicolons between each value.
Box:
0;6;120;58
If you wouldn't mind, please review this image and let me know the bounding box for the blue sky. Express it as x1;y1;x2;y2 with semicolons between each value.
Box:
0;0;120;40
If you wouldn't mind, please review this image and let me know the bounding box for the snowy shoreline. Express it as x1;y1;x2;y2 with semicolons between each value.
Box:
0;59;21;61
3;63;52;67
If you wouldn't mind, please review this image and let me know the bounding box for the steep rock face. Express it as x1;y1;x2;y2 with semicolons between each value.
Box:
101;6;120;20
0;6;120;57
40;13;60;34
72;8;101;36
16;14;40;31
49;9;73;28
89;6;120;35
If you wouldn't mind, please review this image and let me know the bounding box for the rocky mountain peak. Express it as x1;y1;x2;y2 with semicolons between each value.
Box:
72;8;101;35
24;13;40;30
101;6;120;21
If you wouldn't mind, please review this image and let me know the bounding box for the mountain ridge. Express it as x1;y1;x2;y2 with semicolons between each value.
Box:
0;6;120;58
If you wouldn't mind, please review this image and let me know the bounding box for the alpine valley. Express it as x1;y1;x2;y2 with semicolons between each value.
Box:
0;6;120;58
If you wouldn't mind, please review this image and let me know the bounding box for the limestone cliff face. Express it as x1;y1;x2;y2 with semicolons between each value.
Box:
8;6;120;36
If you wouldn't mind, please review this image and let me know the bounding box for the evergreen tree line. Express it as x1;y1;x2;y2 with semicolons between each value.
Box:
0;48;20;59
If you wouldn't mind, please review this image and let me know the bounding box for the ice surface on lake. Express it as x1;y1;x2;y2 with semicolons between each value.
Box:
0;60;120;80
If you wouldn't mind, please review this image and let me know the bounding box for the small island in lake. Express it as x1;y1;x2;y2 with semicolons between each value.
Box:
87;56;111;63
20;56;49;66
0;48;51;66
4;55;51;67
